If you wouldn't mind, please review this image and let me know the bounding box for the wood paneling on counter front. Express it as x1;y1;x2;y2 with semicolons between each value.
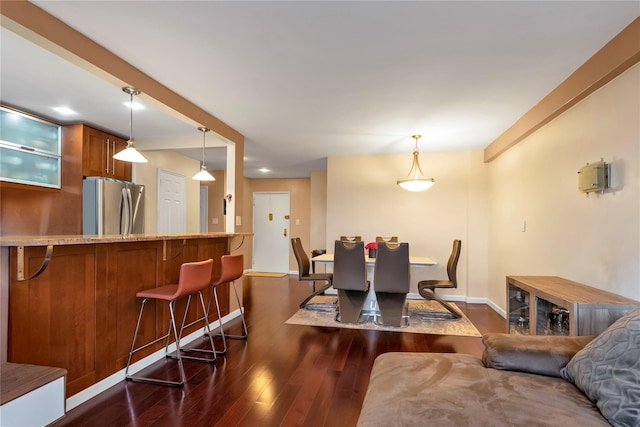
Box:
7;237;229;397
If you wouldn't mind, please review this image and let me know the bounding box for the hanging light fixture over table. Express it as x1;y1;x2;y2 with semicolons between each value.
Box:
192;126;216;181
113;86;148;163
397;134;435;192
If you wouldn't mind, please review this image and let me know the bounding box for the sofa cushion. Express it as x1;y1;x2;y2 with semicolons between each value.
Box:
482;333;595;377
357;352;608;427
561;307;640;427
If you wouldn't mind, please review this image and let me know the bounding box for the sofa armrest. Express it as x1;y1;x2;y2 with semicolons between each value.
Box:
481;333;595;378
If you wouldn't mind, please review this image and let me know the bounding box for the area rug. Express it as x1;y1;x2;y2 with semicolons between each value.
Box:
245;272;288;278
285;296;481;337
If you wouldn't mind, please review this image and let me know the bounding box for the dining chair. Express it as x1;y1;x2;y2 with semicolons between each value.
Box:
416;239;462;319
374;242;410;327
332;240;370;323
340;235;362;242
375;236;398;243
291;238;334;310
125;259;216;387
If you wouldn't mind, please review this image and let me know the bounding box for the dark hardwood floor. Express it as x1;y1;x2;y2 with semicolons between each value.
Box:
53;275;506;427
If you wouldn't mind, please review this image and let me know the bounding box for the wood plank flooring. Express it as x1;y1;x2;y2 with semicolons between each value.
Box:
52;275;506;427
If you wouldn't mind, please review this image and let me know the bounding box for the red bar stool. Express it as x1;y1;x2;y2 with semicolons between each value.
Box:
124;259;216;387
206;254;247;351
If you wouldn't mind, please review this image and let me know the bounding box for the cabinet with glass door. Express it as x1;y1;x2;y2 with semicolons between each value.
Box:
0;106;61;188
506;276;638;336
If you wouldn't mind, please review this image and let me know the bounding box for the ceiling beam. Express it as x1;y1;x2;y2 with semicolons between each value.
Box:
484;17;640;163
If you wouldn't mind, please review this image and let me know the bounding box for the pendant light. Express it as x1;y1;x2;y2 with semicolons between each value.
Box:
192;126;215;181
113;86;148;163
397;134;435;192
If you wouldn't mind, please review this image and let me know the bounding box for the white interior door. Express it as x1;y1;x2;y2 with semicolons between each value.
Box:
253;192;290;273
157;169;186;233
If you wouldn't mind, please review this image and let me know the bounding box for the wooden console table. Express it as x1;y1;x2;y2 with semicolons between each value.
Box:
506;276;638;336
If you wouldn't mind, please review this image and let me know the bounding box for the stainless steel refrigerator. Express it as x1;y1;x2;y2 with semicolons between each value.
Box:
83;177;145;235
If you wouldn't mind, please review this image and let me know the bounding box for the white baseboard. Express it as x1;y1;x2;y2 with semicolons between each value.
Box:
66;308;243;411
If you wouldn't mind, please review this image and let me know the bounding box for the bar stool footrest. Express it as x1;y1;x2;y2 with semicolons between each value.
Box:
125;375;184;387
207;331;247;341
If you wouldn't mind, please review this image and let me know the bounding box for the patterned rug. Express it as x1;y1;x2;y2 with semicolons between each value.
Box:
285;296;481;337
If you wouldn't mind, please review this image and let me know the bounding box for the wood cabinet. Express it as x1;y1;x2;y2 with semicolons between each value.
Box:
81;125;131;181
507;276;638;336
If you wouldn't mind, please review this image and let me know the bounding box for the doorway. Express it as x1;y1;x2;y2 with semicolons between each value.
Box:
252;192;290;273
157;169;186;233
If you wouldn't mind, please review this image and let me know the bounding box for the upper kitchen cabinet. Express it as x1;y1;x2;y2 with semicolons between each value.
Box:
0;106;62;189
81;125;132;182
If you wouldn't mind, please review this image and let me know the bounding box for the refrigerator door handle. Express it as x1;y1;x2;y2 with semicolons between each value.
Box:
120;187;131;235
126;187;134;234
131;187;143;234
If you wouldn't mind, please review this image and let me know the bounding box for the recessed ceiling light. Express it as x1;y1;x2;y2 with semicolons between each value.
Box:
53;106;77;115
258;168;271;173
123;101;144;110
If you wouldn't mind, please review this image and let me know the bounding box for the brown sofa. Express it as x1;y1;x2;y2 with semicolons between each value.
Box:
358;307;640;427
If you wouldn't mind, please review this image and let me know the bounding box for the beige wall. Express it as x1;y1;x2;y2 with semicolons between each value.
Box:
245;178;312;272
134;150;201;233
326;150;490;298
487;63;640;308
310;171;328;253
201;170;226;233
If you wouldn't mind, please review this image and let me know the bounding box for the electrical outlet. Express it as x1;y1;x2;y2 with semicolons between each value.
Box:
521;220;526;232
211;217;218;225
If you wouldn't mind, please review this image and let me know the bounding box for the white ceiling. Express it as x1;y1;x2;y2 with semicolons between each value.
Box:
2;1;638;178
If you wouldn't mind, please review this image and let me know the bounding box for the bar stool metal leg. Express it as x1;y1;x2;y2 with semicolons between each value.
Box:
206;254;247;344
124;259;216;387
125;298;187;387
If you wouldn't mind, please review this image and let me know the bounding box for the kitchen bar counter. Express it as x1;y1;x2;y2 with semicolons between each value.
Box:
0;232;251;246
0;233;250;398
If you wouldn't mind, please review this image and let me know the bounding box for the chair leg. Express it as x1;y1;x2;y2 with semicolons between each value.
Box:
204;286;228;355
417;288;462;320
335;289;369;324
227;280;248;340
126;299;186;387
374;293;409;327
207;280;248;341
170;291;218;363
299;281;335;310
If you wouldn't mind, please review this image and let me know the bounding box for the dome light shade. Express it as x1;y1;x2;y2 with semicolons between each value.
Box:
397;135;435;192
192;126;215;181
113;142;148;163
113;86;148;163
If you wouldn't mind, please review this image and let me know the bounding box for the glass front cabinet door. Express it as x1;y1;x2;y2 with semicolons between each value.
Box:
0;107;61;188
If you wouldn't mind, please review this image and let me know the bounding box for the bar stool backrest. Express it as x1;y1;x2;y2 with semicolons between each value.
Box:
214;254;244;286
178;259;214;296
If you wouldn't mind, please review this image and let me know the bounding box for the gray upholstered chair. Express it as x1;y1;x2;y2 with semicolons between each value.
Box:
417;239;462;319
291;238;334;310
374;242;410;327
333;240;370;323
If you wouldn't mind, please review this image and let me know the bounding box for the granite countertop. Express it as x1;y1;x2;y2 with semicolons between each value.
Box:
0;232;252;247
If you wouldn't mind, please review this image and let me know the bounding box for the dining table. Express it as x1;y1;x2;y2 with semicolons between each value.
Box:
311;253;437;313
